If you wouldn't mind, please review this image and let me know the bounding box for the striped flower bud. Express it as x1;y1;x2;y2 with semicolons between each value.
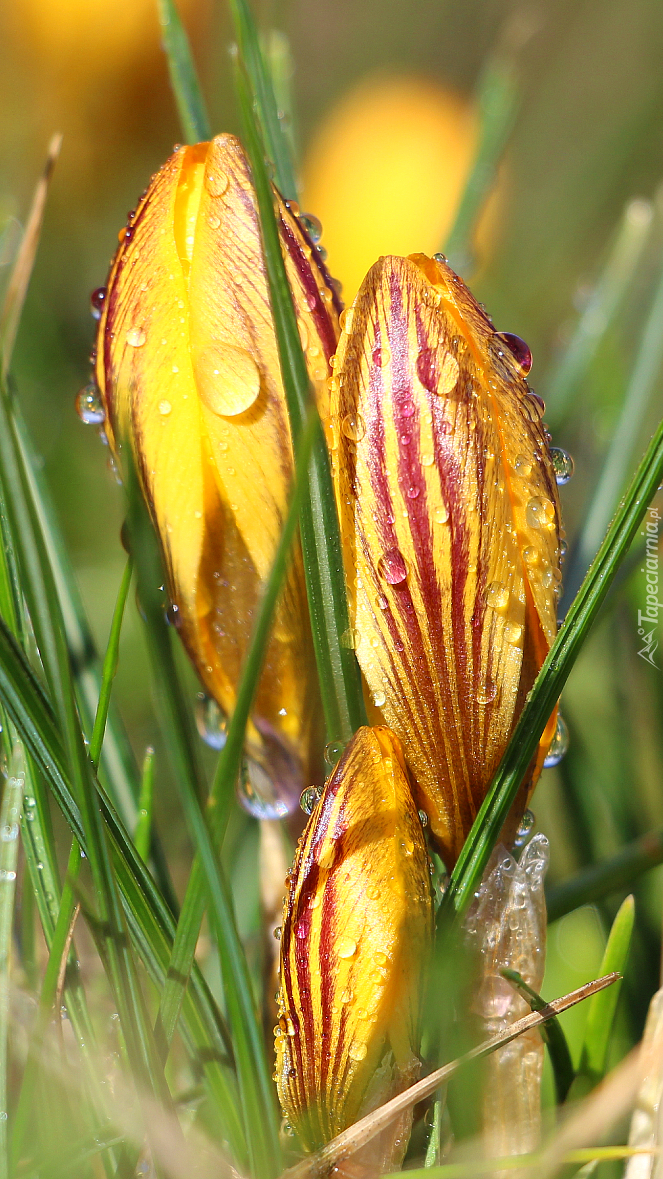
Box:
330;253;561;866
275;726;433;1158
94;133;341;812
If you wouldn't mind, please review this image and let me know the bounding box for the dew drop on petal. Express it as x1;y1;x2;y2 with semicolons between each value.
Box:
300;785;322;815
339;308;354;331
372;690;386;708
126;326;146;348
158;399;172;416
544;713;569;768
523;391;546;421
523;545;539;566
526;496;556;531
550;446;575;484
496;332;532;374
324;739;346;766
406;484;420;499
205;169;229;198
378;549;408;585
90;287;106;320
75;383;105;425
476;679;498;705
194;343;261;416
434;503;449;525
299;212;322;243
337;936;357;959
503;621;523;645
485;582;510;610
348;1042;367;1062
513;453;532;476
513;809;535;850
341;413;366;441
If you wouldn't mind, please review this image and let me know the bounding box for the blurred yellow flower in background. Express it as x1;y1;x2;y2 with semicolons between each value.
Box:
302;76;478;301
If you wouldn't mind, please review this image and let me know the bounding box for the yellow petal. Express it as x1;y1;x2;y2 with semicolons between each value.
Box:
275;726;433;1152
95;134;340;804
330;254;562;866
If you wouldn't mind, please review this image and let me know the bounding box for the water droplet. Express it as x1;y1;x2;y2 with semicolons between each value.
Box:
316;244;328;261
194;693;227;750
339;308;354;332
300;785;322;815
378;549;408;585
513;809;535;850
421;452;434;466
526;496;556;532
406;484;420;500
485;582;509;610
503;621;523;645
544;713;569;768
341;413;366;441
523;391;546;420
337;936;357;959
433;252;448;264
348;1042;367;1062
513;453;532;476
372;690;386;708
434;503;449;525
158;399;172;416
0;870;16;882
237;748;294;820
194;343;260;416
476;679;498;705
559;539;568;561
340;988;353;1004
400;836;414;856
126;326;146;348
0;824;17;842
205;169;228;198
75;383;105;425
550;446;574;485
418;809;428;828
299;212;322;243
165;602;181;628
274;926;282;940
372;345;390;367
496;332;532;374
324;739;346;766
523;545;538;566
90;287;106;320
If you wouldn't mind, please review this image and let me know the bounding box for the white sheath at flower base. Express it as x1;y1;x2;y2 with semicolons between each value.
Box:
463;833;549;1167
625;987;663;1179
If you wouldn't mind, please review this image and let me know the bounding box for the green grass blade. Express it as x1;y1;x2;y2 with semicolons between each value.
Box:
156;0;211;142
127;473;281;1179
0;616;244;1161
90;557;133;766
500;969;575;1104
236;57;366;747
545;198;654;427
444;52;519;274
566;254;663;597
577;895;634;1085
156;410;317;1057
0;750;23;1179
228;0;298;199
439;414;663;926
134;746;154;862
263;30;298;168
0;136;61;379
546;828;663;921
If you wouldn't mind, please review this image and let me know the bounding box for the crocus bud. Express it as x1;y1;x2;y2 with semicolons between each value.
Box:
94;134;341;811
330;253;562;865
275;726;433;1160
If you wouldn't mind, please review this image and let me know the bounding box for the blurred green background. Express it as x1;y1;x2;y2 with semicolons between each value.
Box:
1;0;663;1073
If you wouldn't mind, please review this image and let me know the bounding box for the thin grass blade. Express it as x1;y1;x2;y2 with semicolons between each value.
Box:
439;414;663;925
501;968;575;1104
156;0;211;142
444;51;519;274
565;254;663;600
228;0;298;199
547;828;663;921
235;57;366;746
0;135;61;378
134;746;154;862
545;198;654;427
577;895;634;1087
0;750;23;1179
